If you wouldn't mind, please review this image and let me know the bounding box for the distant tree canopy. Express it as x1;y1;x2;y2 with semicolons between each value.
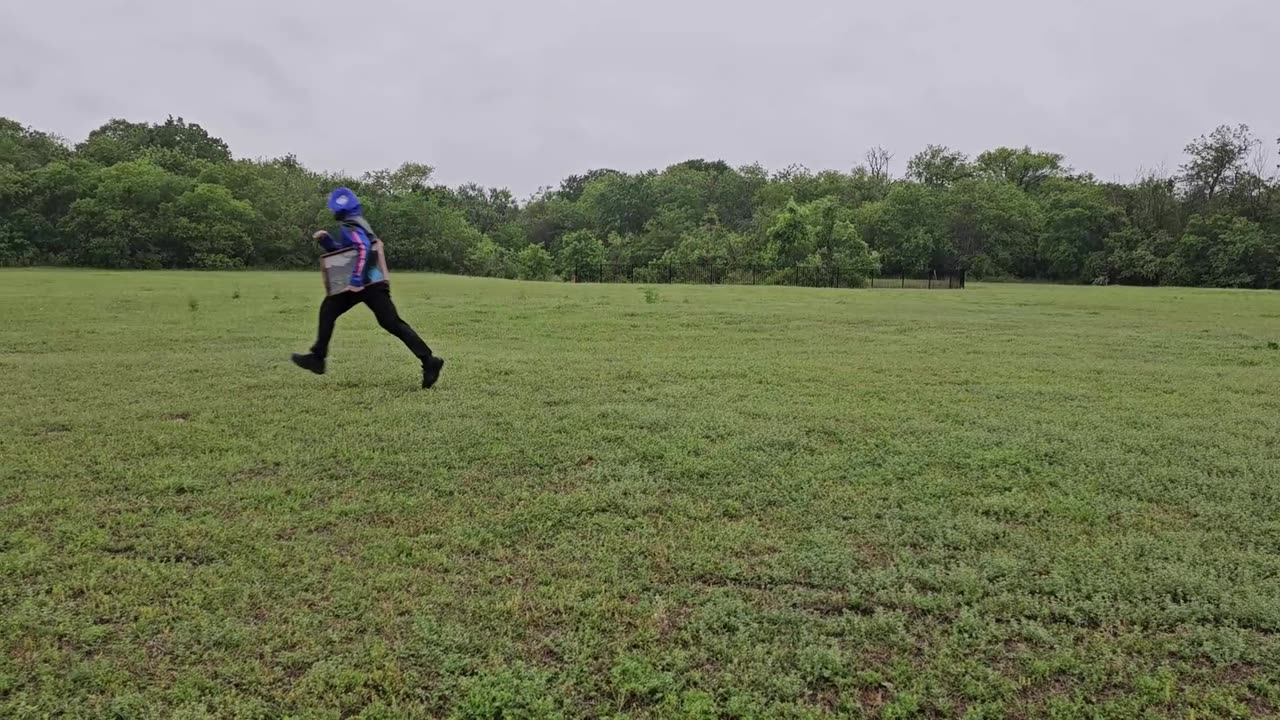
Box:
2;115;1278;288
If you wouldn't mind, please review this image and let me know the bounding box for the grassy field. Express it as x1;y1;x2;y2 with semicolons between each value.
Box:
2;269;1279;719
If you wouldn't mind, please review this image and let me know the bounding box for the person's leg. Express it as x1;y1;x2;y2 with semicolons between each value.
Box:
293;292;359;374
311;293;360;358
362;284;445;387
362;284;433;360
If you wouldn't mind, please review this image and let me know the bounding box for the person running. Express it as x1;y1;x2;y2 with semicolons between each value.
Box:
291;187;445;388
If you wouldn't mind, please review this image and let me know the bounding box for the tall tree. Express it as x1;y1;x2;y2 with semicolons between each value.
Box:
856;184;946;274
361;162;435;197
864;146;894;184
1035;178;1122;280
906;145;973;188
942;179;1043;274
555;230;606;280
145;116;231;163
765;200;813;267
61;160;193;267
557;168;619;202
167;183;256;268
1179;124;1257;205
0;118;70;171
2;113;1278;289
975;147;1067;191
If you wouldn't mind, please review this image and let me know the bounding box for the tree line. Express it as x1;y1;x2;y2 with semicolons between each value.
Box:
2;116;1278;288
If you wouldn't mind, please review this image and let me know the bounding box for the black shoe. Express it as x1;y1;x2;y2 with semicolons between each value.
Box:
291;352;326;375
422;356;445;388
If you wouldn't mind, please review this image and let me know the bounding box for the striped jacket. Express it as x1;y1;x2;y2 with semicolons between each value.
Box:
319;215;384;288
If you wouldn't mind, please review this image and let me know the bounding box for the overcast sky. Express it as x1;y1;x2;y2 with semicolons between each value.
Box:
3;0;1277;196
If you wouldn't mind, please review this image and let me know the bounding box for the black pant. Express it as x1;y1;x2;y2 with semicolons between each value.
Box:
310;283;432;362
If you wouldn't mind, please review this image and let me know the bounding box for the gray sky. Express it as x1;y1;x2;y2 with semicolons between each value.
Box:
3;0;1277;197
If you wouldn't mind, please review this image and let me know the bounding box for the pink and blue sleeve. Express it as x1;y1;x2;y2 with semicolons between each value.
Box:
345;226;371;287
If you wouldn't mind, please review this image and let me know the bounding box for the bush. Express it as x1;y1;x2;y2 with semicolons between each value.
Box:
0;225;34;265
191;253;243;270
465;236;513;278
514;244;553;281
554;230;606;281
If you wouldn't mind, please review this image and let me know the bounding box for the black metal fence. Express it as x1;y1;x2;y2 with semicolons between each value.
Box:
566;262;965;289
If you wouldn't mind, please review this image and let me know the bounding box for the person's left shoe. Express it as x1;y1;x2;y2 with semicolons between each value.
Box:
291;352;326;375
422;356;445;389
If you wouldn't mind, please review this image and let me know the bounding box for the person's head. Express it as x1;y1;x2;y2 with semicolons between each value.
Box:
327;187;362;220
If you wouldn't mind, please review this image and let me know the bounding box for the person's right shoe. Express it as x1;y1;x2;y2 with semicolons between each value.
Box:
291;352;326;375
422;356;445;389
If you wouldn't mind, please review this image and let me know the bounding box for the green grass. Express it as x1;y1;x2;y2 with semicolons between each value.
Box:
3;269;1280;719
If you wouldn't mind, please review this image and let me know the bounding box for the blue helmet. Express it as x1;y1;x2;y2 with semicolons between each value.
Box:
327;187;362;216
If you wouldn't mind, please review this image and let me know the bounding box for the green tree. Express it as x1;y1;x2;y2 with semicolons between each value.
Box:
490;222;529;251
657;213;748;279
1180;124;1257;206
1179;213;1278;288
166;183;257;268
942;179;1044;275
798;198;880;281
578;171;656;237
466;236;513;278
198;158;328;266
442;183;520;235
1088;227;1165;285
0;118;70;171
649;165;716;227
76;116;229;169
628;207;699;268
513;244;553;281
712;163;769;232
765;200;813;267
856;184;946;274
362;162;435;198
520;193;586;250
1109;174;1183;239
906;145;973;188
1036;178;1122;280
76;119;150;166
145;116;231;163
557;168;619;201
62;160;193;267
974;147;1067;191
21;159;101;261
0;163;35;264
555;230;606;281
373;193;485;272
4;112;1280;288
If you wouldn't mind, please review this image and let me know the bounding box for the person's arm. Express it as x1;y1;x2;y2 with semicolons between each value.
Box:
344;225;372;289
313;230;341;252
369;238;390;283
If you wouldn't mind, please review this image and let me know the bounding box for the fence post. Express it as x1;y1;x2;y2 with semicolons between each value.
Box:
901;273;905;289
928;274;932;290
